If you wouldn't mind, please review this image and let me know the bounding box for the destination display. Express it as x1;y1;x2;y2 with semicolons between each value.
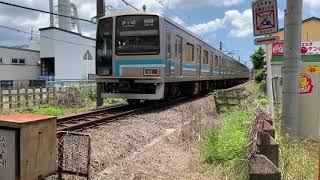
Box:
117;15;159;31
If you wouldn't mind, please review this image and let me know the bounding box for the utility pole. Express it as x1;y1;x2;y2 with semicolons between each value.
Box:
96;0;105;107
282;0;302;136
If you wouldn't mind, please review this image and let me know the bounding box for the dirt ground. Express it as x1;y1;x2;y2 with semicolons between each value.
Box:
84;96;220;179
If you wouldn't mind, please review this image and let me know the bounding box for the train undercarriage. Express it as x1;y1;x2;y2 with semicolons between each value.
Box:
96;78;248;106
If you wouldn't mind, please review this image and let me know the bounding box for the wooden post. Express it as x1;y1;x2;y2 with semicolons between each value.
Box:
17;89;21;108
32;87;36;106
40;87;43;105
25;88;29;107
46;87;50;104
8;89;12;109
0;88;3;113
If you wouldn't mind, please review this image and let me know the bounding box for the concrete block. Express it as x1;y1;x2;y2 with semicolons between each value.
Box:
249;154;281;180
257;131;279;167
261;120;275;138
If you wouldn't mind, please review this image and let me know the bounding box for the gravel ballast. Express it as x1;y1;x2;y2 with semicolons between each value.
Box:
85;96;219;179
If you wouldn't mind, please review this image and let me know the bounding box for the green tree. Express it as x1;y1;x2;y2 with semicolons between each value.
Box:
250;47;265;70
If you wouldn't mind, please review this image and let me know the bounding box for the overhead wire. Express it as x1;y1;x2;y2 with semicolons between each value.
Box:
121;0;140;11
0;1;96;24
0;25;95;48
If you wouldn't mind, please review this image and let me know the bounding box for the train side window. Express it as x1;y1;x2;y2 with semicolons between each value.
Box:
203;50;209;65
166;31;172;60
186;43;194;63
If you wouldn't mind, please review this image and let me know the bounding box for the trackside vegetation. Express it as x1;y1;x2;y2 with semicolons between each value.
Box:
200;107;255;179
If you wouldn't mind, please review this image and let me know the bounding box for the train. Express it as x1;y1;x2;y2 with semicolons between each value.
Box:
95;12;250;105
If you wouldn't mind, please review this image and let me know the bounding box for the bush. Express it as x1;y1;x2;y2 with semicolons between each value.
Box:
254;69;265;83
51;87;86;108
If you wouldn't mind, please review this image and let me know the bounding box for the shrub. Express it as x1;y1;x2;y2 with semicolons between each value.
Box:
254;69;265;83
51;87;86;108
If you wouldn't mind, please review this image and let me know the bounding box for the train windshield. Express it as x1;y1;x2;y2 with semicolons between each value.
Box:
116;15;160;55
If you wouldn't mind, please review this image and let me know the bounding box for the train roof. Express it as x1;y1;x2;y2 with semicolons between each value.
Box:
99;12;248;69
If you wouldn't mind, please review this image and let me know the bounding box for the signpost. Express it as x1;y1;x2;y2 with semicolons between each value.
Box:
252;0;279;122
254;36;280;45
252;0;279;36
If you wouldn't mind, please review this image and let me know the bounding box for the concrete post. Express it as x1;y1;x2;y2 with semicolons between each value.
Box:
49;0;54;27
266;35;275;122
281;0;303;136
97;0;105;19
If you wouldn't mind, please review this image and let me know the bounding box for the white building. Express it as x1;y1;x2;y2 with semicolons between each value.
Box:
39;27;95;80
0;46;41;81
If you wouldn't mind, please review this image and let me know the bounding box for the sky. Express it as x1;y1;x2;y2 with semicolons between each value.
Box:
0;0;319;68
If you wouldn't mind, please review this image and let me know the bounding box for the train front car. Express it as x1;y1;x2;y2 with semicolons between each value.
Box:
96;13;165;103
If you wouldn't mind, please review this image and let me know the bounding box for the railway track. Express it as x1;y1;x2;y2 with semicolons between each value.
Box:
57;103;146;131
57;94;208;132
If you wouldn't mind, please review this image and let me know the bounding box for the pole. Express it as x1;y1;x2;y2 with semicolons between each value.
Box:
97;0;105;19
281;0;302;136
266;34;275;122
49;0;54;27
96;0;105;107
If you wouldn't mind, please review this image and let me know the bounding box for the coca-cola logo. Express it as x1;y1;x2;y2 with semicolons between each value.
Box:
272;44;284;55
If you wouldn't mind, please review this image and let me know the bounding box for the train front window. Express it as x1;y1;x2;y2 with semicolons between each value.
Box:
116;15;160;55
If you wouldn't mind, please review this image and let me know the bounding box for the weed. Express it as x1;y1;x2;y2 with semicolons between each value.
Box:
200;107;254;179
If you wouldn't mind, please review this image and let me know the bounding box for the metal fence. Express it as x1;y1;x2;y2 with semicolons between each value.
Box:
39;131;92;180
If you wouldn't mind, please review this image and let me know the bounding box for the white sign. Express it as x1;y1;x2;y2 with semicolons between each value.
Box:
0;129;17;180
254;36;279;45
252;0;278;36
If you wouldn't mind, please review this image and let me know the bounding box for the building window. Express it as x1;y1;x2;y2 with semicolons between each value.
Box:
11;58;25;65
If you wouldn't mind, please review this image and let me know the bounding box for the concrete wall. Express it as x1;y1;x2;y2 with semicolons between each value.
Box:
40;27;95;80
0;47;40;80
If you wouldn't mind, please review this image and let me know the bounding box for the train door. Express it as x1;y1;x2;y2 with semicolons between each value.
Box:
175;35;183;77
210;52;213;76
166;31;173;78
96;18;113;76
196;45;202;77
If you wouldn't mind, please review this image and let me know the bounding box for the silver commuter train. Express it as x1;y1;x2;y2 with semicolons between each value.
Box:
95;12;250;104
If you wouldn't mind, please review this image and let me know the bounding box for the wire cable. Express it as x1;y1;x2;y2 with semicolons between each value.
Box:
121;0;140;11
0;1;95;24
0;25;95;48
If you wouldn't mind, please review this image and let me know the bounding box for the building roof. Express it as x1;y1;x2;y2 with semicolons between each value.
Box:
278;17;320;32
39;27;95;41
0;45;40;53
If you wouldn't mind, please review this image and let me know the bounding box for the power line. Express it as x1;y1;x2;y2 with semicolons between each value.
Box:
121;0;140;11
0;1;95;24
0;25;95;48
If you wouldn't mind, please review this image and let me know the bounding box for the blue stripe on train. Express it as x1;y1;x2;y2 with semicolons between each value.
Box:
115;59;166;76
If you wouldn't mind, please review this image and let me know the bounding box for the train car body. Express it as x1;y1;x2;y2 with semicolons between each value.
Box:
96;12;250;102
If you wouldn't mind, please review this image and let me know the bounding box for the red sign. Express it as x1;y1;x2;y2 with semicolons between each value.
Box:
300;73;313;94
272;41;320;56
272;42;284;56
252;0;278;36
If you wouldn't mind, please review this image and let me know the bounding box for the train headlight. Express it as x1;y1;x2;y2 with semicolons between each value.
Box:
144;68;159;76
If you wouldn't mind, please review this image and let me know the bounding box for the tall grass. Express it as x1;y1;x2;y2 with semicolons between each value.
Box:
200;107;255;179
275;109;320;180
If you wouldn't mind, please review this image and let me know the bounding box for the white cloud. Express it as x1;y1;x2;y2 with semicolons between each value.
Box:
188;19;224;34
170;0;244;8
171;16;186;26
222;9;252;38
186;9;252;38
